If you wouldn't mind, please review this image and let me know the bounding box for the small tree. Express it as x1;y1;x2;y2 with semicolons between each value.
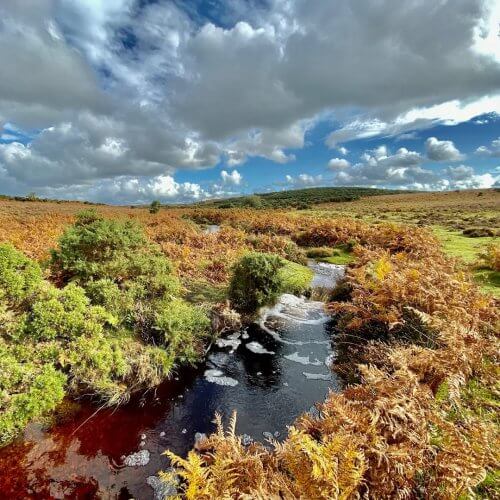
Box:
149;200;161;214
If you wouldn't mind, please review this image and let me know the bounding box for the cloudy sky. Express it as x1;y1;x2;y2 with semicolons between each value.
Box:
1;0;499;204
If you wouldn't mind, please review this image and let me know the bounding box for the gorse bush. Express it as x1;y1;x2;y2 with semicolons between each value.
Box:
50;210;204;350
0;212;211;446
228;252;285;312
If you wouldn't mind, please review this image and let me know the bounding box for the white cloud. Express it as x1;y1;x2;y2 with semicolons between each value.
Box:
328;158;350;170
0;0;499;201
221;169;242;185
425;137;465;162
337;146;349;156
475;136;500;157
285;173;323;187
326;98;500;147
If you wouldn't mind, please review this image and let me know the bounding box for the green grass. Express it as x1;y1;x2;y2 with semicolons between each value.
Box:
184;280;228;304
306;245;355;266
432;226;497;263
279;261;314;295
432;226;499;297
319;248;355;265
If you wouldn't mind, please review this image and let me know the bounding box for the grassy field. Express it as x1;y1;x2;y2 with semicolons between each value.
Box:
307;189;500;296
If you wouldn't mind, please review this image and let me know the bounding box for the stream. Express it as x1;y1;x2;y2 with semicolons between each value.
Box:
0;262;345;499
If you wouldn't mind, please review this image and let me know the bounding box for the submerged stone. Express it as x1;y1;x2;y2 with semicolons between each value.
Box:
147;472;178;499
123;449;150;467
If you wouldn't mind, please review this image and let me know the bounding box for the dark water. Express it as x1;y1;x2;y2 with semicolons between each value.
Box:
0;266;345;499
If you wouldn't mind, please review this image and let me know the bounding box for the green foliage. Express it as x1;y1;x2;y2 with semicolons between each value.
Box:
150;200;161;214
229;252;285;312
0;223;210;443
0;340;66;446
154;298;210;364
278;261;313;296
65;332;174;405
50;210;152;283
0;243;43;307
26;283;113;341
200;187;407;209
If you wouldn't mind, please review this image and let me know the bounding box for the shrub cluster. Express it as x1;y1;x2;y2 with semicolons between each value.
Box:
0;211;210;446
228;252;313;313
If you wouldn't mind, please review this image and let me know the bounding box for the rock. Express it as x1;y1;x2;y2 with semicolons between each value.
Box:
262;431;274;440
123;449;150;467
140;434;146;441
160;431;166;437
181;428;187;434
241;332;249;340
273;431;281;438
147;473;178;499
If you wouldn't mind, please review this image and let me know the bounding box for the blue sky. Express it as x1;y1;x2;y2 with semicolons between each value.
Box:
0;0;499;203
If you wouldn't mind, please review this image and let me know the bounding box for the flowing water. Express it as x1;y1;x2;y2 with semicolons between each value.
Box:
0;263;345;499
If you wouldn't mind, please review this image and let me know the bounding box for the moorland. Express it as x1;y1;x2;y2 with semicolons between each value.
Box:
0;187;498;498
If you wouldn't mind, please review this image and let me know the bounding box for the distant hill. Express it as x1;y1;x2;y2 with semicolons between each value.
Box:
196;187;409;209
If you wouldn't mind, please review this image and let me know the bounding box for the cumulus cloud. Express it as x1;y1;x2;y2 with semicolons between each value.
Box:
0;0;499;201
337;147;349;156
476;137;500;157
328;158;351;170
221;169;242;185
330;141;498;191
285;173;323;187
425;137;465;162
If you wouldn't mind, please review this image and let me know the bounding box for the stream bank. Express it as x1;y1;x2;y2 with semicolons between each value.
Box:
0;262;345;499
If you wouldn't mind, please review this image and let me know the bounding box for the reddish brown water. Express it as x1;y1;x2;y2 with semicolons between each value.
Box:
0;266;345;499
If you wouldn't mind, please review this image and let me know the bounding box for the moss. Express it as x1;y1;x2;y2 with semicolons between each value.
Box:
279;260;313;295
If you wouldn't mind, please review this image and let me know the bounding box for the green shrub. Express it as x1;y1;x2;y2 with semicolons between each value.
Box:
229;252;285;312
65;332;174;405
150;200;161;214
0;341;66;446
306;247;334;259
50;210;152;283
0;243;43;307
26;283;113;341
154;299;210;364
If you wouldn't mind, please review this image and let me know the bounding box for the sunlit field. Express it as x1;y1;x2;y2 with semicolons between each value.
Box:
0;189;498;498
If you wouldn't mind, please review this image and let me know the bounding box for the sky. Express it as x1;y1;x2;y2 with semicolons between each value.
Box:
0;0;499;204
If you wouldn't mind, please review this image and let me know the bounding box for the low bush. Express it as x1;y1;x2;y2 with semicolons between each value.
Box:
229;252;285;312
477;243;500;272
305;247;333;259
462;227;496;238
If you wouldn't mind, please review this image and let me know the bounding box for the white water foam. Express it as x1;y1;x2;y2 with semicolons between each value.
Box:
284;352;322;366
246;341;275;355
